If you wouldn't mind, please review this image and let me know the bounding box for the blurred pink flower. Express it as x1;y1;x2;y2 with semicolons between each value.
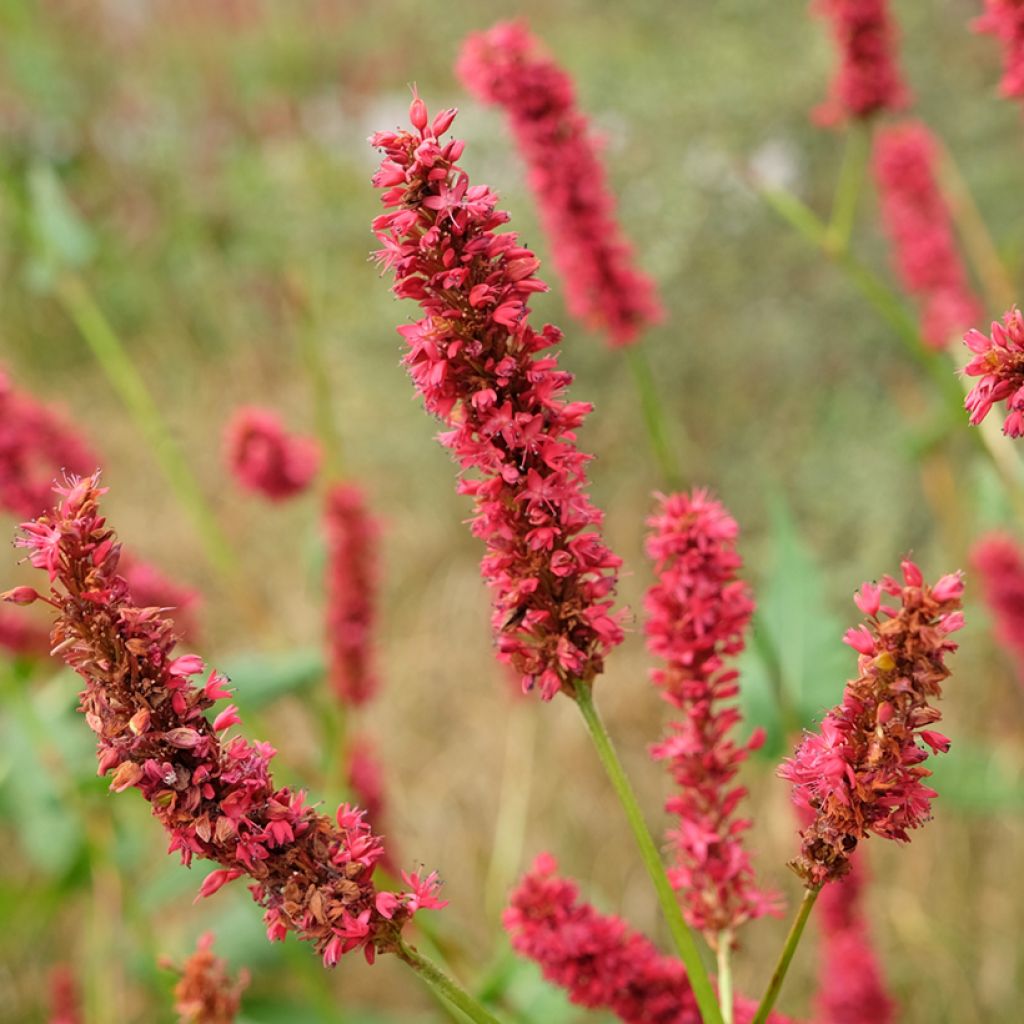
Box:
170;932;248;1024
873;122;981;350
7;475;444;966
324;482;379;706
456;20;663;347
780;560;964;887
975;1;1024;102
48;965;81;1024
963;307;1024;436
971;531;1024;684
505;853;796;1024
812;0;909;123
0;607;51;659
371;97;623;699
814;855;896;1024
645;490;779;941
224;406;319;501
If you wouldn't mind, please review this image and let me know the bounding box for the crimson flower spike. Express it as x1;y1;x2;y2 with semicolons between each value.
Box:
974;2;1024;105
811;0;909;124
872;122;981;351
504;854;797;1024
5;475;445;967
370;95;624;700
644;490;780;945
962;306;1024;437
456;20;663;347
779;559;964;887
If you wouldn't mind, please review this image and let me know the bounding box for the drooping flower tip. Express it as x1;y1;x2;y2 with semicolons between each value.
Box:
371;97;623;698
872;122;981;350
324;482;380;707
812;0;909;124
224;406;320;501
974;1;1024;102
456;20;663;347
962;307;1024;437
780;560;964;887
15;475;443;966
644;489;777;938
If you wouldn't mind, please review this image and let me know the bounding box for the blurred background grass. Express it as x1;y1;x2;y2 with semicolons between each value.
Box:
1;0;1023;1021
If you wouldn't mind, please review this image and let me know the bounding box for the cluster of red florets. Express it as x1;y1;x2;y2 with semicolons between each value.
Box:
371;97;623;699
8;476;444;966
963;307;1024;437
456;20;663;347
644;490;778;941
812;0;909;123
780;560;964;886
975;1;1024;102
224;406;320;501
814;856;896;1024
504;854;795;1024
873;122;981;350
971;532;1024;685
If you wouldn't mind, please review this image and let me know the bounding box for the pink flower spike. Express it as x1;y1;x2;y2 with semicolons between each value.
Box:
456;21;663;347
224;406;320;501
811;0;909;124
781;561;964;886
975;1;1024;104
643;489;779;941
370;97;623;698
872;122;981;350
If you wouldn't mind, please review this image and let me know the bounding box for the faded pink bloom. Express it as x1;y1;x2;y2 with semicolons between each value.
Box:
456;21;663;347
224;407;320;501
504;854;797;1024
645;490;778;942
121;555;202;642
873;122;981;350
346;734;397;874
48;965;81;1024
812;0;909;123
971;531;1024;684
962;307;1024;436
814;855;896;1024
0;368;95;519
975;1;1024;102
169;933;248;1024
371;97;623;699
780;560;964;887
8;476;445;966
324;483;379;706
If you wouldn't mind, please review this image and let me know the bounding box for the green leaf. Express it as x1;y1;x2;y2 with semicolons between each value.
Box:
929;740;1024;815
218;647;325;708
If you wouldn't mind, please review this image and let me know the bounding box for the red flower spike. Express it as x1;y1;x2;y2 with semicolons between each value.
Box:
872;122;981;351
324;483;380;707
224;406;320;501
48;965;82;1024
813;855;896;1023
12;475;443;966
504;854;797;1024
975;1;1024;103
971;532;1024;687
780;560;964;886
370;98;624;698
456;20;663;347
962;306;1024;437
644;490;779;942
811;0;909;124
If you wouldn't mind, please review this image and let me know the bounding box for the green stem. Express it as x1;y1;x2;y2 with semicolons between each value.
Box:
573;684;724;1024
750;887;819;1024
825;123;870;253
54;272;240;583
626;344;686;490
716;933;734;1024
395;938;503;1024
